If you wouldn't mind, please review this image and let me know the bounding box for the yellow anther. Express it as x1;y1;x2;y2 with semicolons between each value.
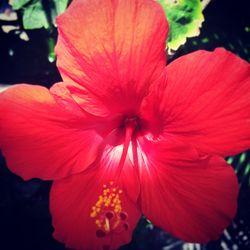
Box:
95;219;101;227
90;212;97;218
90;181;126;233
96;202;102;207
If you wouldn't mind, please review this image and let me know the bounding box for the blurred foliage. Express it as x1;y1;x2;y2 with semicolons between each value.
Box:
10;0;30;10
22;1;49;29
227;151;250;188
158;0;204;52
7;0;69;62
10;0;69;29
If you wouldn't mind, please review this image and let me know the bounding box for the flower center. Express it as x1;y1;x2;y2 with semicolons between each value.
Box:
123;116;140;130
115;116;138;177
90;116;140;242
90;181;129;239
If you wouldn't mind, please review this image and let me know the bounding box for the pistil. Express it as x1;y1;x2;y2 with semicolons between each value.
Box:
115;118;137;179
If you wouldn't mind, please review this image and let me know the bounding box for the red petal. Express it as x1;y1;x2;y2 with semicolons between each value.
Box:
0;84;103;180
143;48;250;156
50;144;141;250
56;0;168;116
138;137;239;243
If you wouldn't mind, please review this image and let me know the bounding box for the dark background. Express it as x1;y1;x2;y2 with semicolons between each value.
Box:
0;0;250;249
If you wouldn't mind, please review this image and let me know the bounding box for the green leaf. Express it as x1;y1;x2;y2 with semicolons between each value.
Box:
158;0;204;51
227;157;234;165
47;37;56;63
10;0;31;10
53;0;69;15
50;0;69;25
244;163;250;176
240;152;247;164
22;1;49;29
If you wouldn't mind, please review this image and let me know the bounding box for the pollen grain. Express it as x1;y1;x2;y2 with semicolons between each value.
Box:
90;181;129;238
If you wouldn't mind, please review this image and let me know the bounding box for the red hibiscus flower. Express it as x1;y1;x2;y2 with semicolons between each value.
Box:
0;0;250;249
